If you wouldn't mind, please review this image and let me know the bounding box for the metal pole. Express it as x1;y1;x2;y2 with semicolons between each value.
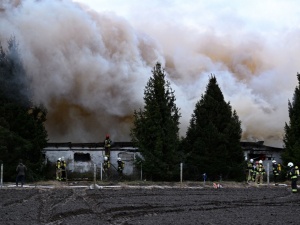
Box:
140;163;143;181
267;162;269;186
180;163;183;184
100;162;103;181
93;164;96;188
0;163;3;188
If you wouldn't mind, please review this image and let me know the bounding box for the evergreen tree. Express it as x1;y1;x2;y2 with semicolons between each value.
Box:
131;62;181;181
183;75;244;181
0;37;48;181
282;73;300;166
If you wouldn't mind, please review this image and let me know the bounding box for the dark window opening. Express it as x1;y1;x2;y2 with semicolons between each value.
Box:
248;154;266;161
74;153;91;162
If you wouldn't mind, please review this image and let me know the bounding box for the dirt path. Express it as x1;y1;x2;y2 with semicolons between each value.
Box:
0;184;299;224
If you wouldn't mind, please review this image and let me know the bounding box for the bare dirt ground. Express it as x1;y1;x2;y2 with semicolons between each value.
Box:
0;181;299;225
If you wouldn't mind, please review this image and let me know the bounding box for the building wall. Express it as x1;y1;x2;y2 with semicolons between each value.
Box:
44;142;284;179
44;147;139;177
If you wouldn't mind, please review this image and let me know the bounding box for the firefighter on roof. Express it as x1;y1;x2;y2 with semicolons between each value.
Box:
104;134;112;159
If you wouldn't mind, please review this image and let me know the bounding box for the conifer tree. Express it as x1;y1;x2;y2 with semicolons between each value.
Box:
282;73;300;166
0;37;48;181
183;75;244;180
131;62;181;181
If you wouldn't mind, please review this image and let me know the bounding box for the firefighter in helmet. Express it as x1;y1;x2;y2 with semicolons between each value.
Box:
104;134;112;159
272;160;281;186
246;158;254;183
103;156;110;171
287;162;299;193
56;158;62;181
60;156;67;181
117;157;125;174
255;160;265;185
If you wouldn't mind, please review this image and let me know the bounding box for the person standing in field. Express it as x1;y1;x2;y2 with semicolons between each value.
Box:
16;159;27;187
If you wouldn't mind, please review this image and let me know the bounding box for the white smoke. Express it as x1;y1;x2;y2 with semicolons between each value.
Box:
0;0;299;147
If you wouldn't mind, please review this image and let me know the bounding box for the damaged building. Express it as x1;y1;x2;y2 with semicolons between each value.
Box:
43;141;283;180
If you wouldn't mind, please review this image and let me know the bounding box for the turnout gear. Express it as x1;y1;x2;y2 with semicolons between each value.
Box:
56;158;62;181
117;157;125;174
255;161;265;184
103;156;110;170
272;160;280;185
246;159;255;182
104;134;112;158
60;157;67;181
287;162;298;193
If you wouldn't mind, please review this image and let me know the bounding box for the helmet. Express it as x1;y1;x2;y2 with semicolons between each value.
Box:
117;157;121;161
61;157;65;161
104;156;108;161
272;160;276;163
106;134;109;138
250;159;253;163
58;158;61;161
288;162;294;167
259;160;263;164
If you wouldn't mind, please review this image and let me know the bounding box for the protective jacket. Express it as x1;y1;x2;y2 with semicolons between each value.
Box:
255;164;265;175
104;139;111;148
56;160;61;169
117;161;125;172
272;163;280;176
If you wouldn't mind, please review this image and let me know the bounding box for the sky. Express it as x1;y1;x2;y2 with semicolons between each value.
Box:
1;0;300;147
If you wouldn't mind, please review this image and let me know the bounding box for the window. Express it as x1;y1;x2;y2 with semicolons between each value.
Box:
74;153;91;162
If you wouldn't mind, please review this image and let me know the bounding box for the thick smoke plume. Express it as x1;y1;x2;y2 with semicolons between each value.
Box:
0;0;298;147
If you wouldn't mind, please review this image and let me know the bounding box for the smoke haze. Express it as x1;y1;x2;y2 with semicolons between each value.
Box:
1;0;299;147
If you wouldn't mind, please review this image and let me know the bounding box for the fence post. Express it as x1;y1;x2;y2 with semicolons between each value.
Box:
180;163;183;184
93;164;96;188
100;162;103;181
267;162;269;186
140;163;143;181
0;162;3;188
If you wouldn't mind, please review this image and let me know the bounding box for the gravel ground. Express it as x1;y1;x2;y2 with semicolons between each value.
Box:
0;182;299;225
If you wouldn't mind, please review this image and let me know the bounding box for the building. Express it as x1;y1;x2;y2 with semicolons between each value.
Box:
43;141;283;180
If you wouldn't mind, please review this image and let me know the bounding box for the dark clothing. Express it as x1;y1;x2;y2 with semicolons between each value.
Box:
103;160;110;170
16;163;27;187
272;163;280;185
104;138;112;156
287;166;298;193
61;160;67;181
117;161;125;173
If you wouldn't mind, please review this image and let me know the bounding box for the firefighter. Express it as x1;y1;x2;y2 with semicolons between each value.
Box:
117;157;125;174
287;162;298;193
255;160;265;185
103;156;110;171
60;157;67;181
272;160;281;186
252;161;259;182
246;159;254;183
56;158;61;181
104;134;112;159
